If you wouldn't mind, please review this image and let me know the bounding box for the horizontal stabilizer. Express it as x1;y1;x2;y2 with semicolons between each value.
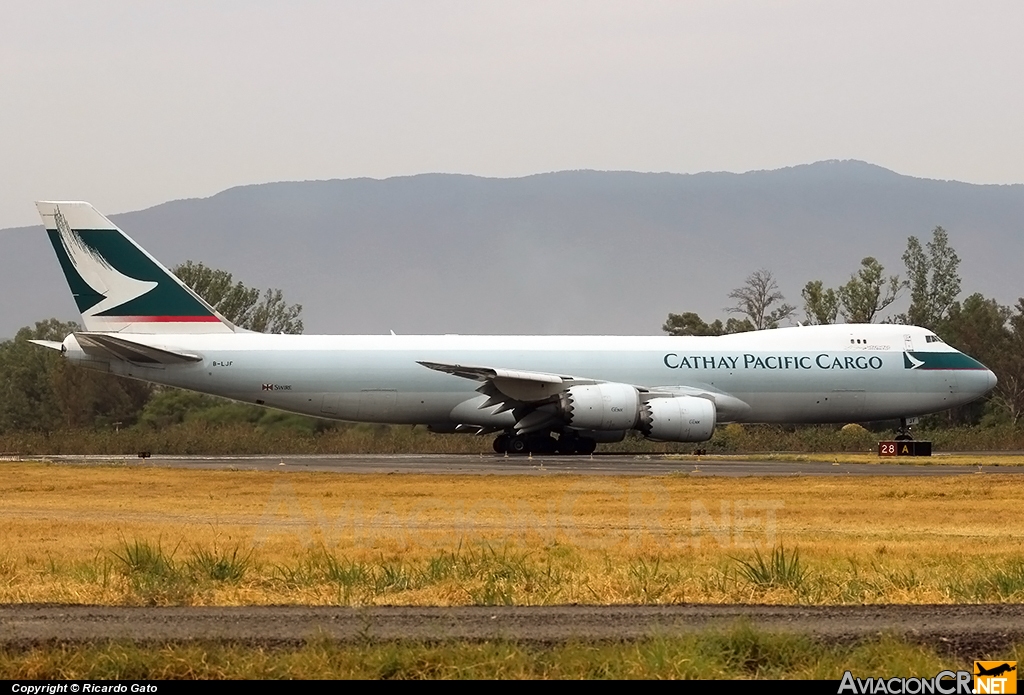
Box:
75;332;202;364
28;339;64;351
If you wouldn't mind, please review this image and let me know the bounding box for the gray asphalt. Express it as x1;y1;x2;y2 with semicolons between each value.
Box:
28;453;1024;476
2;605;1022;653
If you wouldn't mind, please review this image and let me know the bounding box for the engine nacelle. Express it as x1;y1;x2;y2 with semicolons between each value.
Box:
639;396;716;442
560;383;640;431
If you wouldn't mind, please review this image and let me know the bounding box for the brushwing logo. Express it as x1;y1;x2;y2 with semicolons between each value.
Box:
904;352;925;369
52;206;158;317
975;661;1017;694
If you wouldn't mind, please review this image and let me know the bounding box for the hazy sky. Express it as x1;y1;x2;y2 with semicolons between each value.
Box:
3;1;1022;229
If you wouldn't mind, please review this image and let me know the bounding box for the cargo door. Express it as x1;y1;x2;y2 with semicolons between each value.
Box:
321;394;341;416
357;389;398;421
828;389;866;422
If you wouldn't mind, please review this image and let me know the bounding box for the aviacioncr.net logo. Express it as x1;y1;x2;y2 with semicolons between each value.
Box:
838;670;973;694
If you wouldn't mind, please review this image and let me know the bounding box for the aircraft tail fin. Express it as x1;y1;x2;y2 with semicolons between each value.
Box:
35;201;235;334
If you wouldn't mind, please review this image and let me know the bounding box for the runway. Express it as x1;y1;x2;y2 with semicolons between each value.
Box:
31;453;1024;476
2;604;1022;653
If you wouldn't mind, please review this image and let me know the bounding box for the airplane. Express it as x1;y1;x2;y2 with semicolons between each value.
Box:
975;663;1016;678
27;201;997;455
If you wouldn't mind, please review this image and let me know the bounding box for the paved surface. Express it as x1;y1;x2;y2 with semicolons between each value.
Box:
25;453;1024;476
2;605;1022;653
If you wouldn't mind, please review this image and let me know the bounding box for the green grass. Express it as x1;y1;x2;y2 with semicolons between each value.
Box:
186;544;254;583
108;537;254;603
947;559;1024;602
733;545;807;591
1;629;1003;679
112;537;179;578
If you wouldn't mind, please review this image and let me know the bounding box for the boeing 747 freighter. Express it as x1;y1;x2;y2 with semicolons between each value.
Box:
28;201;997;454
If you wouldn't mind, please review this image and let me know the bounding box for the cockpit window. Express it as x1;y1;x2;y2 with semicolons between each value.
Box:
925;335;943;343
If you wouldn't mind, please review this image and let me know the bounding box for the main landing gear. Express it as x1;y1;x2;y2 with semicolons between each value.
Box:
894;417;914;441
493;432;597;455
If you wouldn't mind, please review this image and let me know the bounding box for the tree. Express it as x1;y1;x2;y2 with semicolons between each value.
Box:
940;294;1011;425
942;294;1010;363
997;299;1024;425
0;320;70;432
247;288;303;334
0;320;151;433
801;280;839;325
173;261;304;334
663;312;722;336
723;317;756;334
726;269;795;330
662;312;753;336
901;226;961;330
836;257;901;324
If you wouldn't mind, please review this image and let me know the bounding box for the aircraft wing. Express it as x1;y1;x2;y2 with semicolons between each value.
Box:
74;332;203;365
417;360;599;407
420;360;752;430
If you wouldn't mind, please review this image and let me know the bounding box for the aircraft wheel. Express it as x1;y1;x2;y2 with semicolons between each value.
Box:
529;434;556;454
493;434;509;453
507;435;530;455
556;437;578;455
576;437;597;455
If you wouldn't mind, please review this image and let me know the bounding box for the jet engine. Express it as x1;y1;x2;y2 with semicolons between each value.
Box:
639;396;716;442
558;383;640;431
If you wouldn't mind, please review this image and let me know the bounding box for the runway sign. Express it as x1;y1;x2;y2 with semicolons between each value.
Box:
878;441;933;457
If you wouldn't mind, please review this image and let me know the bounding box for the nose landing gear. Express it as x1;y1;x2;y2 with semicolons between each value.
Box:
894;417;914;441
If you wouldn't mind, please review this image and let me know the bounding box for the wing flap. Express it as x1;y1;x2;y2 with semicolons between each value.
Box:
75;332;202;365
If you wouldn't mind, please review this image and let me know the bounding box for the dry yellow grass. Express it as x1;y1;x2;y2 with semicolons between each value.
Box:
1;461;1022;605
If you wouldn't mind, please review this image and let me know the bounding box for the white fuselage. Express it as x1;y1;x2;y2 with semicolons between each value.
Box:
62;323;996;429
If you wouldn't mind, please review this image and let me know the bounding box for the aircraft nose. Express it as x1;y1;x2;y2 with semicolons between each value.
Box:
986;368;998;393
966;365;998;397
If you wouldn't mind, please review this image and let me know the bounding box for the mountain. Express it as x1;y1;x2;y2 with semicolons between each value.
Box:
3;160;1023;339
